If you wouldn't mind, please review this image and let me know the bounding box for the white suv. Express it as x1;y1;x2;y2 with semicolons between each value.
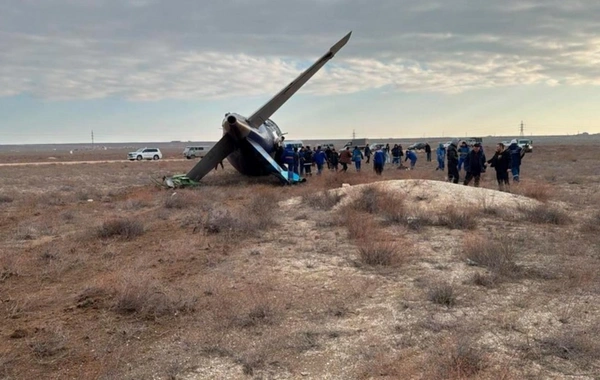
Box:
127;148;163;161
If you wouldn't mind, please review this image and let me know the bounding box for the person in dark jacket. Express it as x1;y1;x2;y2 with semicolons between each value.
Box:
325;146;332;169
487;142;512;192
373;147;385;175
425;143;432;162
507;139;525;182
392;144;400;165
329;148;339;171
281;144;295;182
447;138;460;183
463;143;485;187
364;145;372;164
303;146;313;176
292;147;300;175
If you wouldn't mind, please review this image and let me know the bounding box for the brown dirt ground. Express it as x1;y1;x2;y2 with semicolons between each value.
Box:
1;144;599;380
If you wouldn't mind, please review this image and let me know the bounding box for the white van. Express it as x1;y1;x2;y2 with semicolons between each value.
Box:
284;140;304;149
183;146;209;159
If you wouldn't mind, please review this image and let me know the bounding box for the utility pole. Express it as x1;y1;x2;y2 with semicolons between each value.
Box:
91;130;94;149
352;129;356;140
520;121;524;137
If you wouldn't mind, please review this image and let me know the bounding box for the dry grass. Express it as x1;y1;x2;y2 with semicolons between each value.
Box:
437;205;478;230
519;204;571;225
96;218;145;240
427;282;457;307
301;189;343;210
1;143;600;379
514;181;552;202
357;241;405;267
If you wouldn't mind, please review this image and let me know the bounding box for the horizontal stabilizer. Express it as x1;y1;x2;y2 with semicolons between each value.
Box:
246;138;303;184
186;134;236;181
247;31;352;128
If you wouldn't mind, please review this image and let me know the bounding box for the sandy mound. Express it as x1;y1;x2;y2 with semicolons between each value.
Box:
284;179;541;212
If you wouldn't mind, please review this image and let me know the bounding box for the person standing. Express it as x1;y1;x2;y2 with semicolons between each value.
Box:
487;142;512;192
330;148;339;171
507;139;525;182
292;147;300;175
364;145;372;164
436;143;446;171
463;143;485;187
425;143;432;162
392;144;400;165
314;146;327;175
303;146;313;176
373;146;385;175
352;146;364;172
405;149;418;170
281;144;296;182
447;138;460;183
458;141;470;171
384;143;391;164
340;147;352;172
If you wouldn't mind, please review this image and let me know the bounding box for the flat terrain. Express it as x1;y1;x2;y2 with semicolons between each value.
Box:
1;143;599;379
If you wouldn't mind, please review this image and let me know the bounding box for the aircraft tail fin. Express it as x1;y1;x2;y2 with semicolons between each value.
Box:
247;31;352;128
186;134;236;181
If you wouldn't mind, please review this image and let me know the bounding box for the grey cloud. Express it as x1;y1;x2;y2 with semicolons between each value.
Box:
1;0;599;100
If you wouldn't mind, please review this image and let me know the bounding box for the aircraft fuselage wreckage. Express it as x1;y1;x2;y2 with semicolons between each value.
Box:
162;32;352;188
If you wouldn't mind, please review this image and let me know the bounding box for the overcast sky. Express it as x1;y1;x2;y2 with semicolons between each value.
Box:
1;0;600;144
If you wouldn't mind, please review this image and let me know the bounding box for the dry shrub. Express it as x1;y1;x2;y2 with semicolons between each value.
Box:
0;194;13;203
97;219;144;240
302;190;343;210
580;211;600;233
462;234;520;282
427;282;457;307
28;326;69;362
437;206;477;230
112;275;196;320
519;204;571;225
429;336;487;379
538;326;600;363
345;211;379;242
357;241;405;267
515;181;552;202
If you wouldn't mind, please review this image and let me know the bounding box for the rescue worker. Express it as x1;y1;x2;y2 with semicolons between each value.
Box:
447;138;460;183
436;143;446;171
405;149;417;170
364;145;372;164
352;146;364;172
507;139;525;182
373;146;385;175
314;146;327;175
487;142;512;192
458;141;470;171
463;143;485;187
281;144;295;183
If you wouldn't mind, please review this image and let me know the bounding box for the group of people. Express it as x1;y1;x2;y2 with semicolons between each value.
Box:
278;139;526;191
444;138;526;191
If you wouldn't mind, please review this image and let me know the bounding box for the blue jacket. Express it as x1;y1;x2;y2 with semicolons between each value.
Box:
459;145;470;158
436;144;446;161
314;150;327;165
352;148;363;162
507;143;524;167
405;150;417;162
373;150;385;165
281;147;295;165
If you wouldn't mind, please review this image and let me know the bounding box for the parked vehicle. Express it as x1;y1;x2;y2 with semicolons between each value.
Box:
369;142;387;151
518;139;533;152
320;143;336;150
343;138;369;149
127;147;162;161
183;146;209;159
285;140;304;149
408;142;427;151
466;137;483;146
